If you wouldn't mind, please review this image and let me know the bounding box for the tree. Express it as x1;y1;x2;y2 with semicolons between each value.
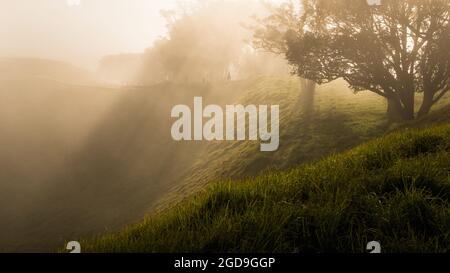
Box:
139;1;260;84
252;1;318;115
283;0;450;121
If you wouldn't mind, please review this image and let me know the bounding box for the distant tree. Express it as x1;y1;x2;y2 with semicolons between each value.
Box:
141;1;254;83
281;0;450;121
252;1;318;115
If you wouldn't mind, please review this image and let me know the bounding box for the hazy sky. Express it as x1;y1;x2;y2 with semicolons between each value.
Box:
0;0;284;70
0;0;186;70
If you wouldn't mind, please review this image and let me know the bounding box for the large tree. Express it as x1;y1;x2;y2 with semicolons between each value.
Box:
283;0;450;121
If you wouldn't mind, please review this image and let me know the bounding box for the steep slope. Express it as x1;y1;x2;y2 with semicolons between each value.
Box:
39;77;394;253
2;69;448;252
5;80;254;252
157;78;450;208
83;121;450;253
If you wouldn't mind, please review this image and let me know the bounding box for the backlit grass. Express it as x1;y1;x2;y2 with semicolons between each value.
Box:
82;123;450;253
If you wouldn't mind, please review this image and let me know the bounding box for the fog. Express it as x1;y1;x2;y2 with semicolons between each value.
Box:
0;0;287;70
0;0;291;252
0;0;181;69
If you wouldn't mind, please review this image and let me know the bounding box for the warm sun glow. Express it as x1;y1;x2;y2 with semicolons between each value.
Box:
0;0;287;69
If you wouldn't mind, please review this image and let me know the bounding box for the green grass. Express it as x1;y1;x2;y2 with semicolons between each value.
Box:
157;77;392;208
82;122;450;253
157;77;450;209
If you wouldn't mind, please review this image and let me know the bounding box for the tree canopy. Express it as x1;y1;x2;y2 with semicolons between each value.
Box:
135;1;291;85
254;0;450;120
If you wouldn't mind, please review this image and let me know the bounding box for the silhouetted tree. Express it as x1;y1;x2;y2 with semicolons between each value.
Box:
284;0;450;121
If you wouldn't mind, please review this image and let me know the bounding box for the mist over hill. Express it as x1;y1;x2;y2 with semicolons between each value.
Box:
0;58;119;251
0;58;99;84
1;53;449;252
1;0;449;255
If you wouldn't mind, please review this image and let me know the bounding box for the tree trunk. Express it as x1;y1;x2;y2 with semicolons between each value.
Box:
299;79;316;116
387;85;420;122
417;91;434;118
402;90;416;121
387;97;409;121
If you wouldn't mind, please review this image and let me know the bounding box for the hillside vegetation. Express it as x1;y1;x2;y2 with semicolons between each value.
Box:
13;75;397;252
2;59;449;252
78;78;450;253
157;77;450;209
83;120;450;253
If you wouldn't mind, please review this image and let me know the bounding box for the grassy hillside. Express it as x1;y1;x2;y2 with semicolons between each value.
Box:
37;75;447;253
16;76;395;252
157;77;450;209
82;121;450;253
2;62;449;252
78;78;450;253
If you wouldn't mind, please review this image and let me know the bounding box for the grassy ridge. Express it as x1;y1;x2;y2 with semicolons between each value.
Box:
156;78;391;209
155;77;450;212
82;122;450;253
